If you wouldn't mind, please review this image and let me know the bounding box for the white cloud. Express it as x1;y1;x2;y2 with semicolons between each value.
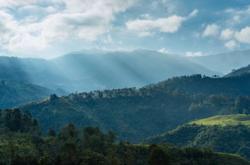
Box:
0;0;37;8
185;51;204;57
224;6;250;25
0;0;137;56
235;26;250;44
138;31;153;37
224;40;237;49
210;26;250;48
126;15;184;33
202;24;220;37
158;48;169;54
126;9;198;37
220;29;235;40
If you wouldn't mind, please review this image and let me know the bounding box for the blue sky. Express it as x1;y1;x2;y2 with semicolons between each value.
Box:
0;0;250;58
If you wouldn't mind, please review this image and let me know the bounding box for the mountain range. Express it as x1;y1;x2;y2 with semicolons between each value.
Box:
190;49;250;74
0;80;53;109
0;50;215;93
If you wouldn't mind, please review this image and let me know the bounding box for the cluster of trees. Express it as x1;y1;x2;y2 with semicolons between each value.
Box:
0;109;249;165
0;109;39;133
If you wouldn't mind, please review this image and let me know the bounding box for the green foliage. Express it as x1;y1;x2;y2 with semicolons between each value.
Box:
0;109;39;134
0;110;248;165
148;145;170;165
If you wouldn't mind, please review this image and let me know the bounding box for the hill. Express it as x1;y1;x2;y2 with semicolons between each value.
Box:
20;74;250;142
226;65;250;77
190;49;250;74
0;80;54;109
0;109;249;165
147;114;250;160
147;74;250;96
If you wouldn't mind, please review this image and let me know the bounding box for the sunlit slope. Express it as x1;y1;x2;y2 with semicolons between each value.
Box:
191;114;250;126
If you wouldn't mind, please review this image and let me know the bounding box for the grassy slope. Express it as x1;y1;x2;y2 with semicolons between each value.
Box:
190;114;250;126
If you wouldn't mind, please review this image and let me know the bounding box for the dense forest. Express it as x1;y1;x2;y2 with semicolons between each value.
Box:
0;109;249;165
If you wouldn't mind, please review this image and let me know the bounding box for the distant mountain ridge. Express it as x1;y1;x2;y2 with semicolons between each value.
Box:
0;80;53;109
0;50;215;92
190;49;250;74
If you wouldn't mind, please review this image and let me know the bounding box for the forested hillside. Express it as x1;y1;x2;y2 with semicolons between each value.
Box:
226;64;250;77
20;74;250;142
147;114;250;160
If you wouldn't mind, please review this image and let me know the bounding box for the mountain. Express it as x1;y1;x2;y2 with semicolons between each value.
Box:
1;109;248;165
0;50;214;92
147;114;250;159
190;49;250;74
0;80;53;109
51;50;215;91
20;74;250;142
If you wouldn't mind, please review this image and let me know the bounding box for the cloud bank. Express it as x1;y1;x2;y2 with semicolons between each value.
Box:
0;0;137;56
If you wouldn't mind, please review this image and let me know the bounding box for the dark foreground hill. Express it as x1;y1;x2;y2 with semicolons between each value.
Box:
147;114;250;160
0;109;249;165
20;74;250;142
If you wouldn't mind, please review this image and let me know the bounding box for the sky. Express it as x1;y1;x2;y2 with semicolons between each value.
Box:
0;0;250;58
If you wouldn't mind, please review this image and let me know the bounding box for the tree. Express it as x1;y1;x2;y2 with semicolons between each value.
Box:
148;145;170;165
59;123;78;141
48;129;56;137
